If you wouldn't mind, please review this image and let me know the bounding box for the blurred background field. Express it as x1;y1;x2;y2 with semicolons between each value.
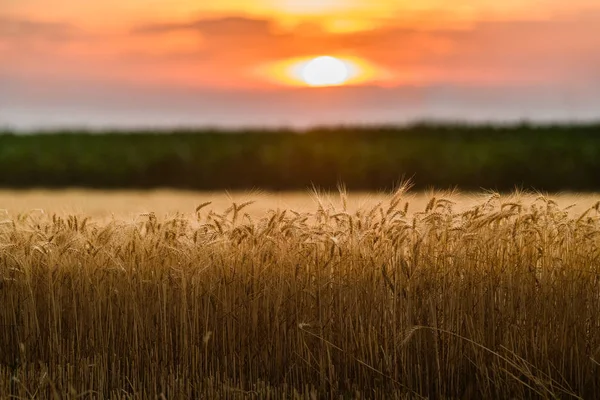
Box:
1;123;600;192
0;189;597;219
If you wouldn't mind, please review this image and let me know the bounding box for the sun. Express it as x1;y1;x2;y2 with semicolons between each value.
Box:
302;56;349;87
257;55;387;87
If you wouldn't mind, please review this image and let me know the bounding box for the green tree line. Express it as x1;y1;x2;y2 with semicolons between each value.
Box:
1;124;599;191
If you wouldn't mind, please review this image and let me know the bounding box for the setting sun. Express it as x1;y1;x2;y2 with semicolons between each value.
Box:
301;56;349;87
256;55;386;88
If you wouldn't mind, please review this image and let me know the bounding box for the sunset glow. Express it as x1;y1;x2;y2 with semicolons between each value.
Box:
2;0;600;128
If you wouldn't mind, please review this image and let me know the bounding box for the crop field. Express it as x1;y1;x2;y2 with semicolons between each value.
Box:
1;188;600;399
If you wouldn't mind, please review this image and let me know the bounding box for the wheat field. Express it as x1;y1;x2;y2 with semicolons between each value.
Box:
1;188;600;399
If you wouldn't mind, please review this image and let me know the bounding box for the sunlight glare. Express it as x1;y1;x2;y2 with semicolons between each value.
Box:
302;56;349;87
256;55;389;87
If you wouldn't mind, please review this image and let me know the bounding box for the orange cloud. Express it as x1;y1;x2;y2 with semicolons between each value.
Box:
0;17;76;41
127;12;600;88
2;10;600;91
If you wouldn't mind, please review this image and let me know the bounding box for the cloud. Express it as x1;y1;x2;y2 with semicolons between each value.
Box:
134;16;276;37
427;14;600;83
129;15;436;69
2;11;600;93
125;11;600;87
0;16;75;41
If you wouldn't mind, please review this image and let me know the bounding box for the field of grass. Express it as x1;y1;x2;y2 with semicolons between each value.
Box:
1;188;600;398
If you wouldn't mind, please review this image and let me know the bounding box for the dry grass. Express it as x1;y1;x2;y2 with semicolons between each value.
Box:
1;187;600;399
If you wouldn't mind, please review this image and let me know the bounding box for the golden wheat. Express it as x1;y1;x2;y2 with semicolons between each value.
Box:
1;188;600;399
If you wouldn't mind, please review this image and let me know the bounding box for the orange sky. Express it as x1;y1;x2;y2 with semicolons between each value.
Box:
2;1;600;128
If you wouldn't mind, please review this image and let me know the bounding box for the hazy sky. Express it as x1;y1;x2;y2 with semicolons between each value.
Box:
2;0;600;129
